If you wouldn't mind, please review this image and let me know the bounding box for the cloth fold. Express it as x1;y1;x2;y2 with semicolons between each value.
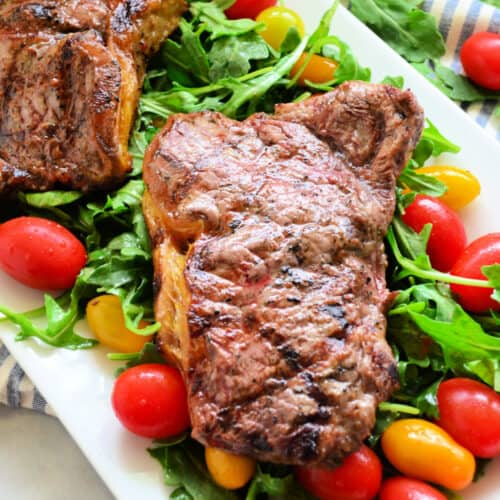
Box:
0;0;498;417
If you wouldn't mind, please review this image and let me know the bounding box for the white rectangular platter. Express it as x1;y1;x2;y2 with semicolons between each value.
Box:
1;1;499;498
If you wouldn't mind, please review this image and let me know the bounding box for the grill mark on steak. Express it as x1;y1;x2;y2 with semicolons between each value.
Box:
0;0;186;196
143;81;424;465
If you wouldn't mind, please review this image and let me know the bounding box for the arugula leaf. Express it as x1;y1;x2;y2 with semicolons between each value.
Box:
413;61;500;102
190;1;261;40
387;223;500;294
162;19;210;84
280;27;302;54
482;265;500;305
208;33;269;81
323;37;371;84
390;283;500;390
412;119;460;166
246;467;310;500
398;166;447;197
0;285;96;350
381;75;405;88
109;342;166;375
149;440;238;500
349;0;445;62
20;191;83;207
307;0;339;49
221;35;309;117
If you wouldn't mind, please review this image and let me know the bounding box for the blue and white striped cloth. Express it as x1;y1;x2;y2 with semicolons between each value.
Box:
0;0;498;416
423;0;499;140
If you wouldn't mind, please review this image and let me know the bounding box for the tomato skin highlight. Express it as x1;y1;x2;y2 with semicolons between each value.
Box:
295;445;382;500
460;32;500;91
205;447;256;490
381;419;475;491
256;6;305;50
112;364;190;439
450;233;500;313
225;0;277;19
290;53;338;86
0;216;86;290
402;194;467;272
379;477;447;500
437;378;500;458
415;166;480;210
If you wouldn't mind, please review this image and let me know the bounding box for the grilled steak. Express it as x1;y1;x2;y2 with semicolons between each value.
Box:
0;0;186;196
143;81;424;465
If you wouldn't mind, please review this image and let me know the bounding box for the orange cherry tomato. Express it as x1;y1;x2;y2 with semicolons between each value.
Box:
290;53;338;86
381;419;475;491
416;166;480;210
86;294;153;353
205;447;256;490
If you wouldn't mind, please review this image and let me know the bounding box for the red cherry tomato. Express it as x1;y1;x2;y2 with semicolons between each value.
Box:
402;194;467;272
0;216;87;290
295;445;382;500
437;378;500;458
450;233;500;313
225;0;277;19
379;477;447;500
460;32;500;91
112;363;190;439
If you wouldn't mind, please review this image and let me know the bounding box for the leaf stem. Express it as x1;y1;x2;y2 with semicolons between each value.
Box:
387;226;494;289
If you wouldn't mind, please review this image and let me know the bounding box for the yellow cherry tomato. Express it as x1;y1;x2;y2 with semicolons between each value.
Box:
417;165;481;210
290;53;338;86
256;6;305;50
205;447;256;490
86;294;153;353
381;419;475;491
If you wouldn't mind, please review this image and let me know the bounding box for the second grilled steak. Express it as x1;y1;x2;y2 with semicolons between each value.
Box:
143;81;424;465
0;0;186;196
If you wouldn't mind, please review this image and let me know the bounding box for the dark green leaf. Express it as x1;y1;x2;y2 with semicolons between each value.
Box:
390;216;431;265
412;377;442;418
474;458;492;482
399;166;447;197
170;487;193;500
111;342;166;375
162;19;210;83
413;61;500;102
149;440;238;500
280;27;302;54
349;0;445;62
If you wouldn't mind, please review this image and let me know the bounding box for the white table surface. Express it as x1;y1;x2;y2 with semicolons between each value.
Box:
0;405;114;500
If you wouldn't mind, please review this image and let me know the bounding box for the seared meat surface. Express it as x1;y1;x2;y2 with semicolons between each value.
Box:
0;0;186;195
143;81;424;465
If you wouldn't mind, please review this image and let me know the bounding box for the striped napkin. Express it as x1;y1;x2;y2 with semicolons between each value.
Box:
0;0;498;417
422;0;499;140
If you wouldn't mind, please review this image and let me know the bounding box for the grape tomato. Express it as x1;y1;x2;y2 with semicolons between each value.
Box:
0;216;86;290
